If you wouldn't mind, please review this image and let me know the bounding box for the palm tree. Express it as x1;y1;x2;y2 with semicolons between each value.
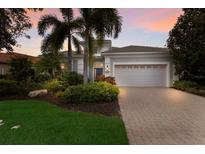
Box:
38;8;82;73
78;9;122;83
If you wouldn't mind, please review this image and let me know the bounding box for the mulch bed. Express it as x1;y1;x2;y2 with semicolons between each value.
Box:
0;94;121;117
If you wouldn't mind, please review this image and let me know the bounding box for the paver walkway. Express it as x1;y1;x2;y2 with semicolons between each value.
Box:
118;87;205;144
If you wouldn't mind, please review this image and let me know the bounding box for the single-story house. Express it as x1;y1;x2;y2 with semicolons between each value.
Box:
61;40;178;87
0;52;39;75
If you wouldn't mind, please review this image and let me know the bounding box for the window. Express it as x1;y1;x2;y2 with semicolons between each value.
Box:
0;67;5;75
2;68;4;75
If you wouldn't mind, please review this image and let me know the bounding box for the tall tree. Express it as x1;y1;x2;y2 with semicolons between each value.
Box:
78;8;122;83
38;8;82;73
0;9;41;52
167;9;205;80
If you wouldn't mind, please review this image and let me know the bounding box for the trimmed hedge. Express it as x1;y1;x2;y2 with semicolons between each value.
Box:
0;79;18;95
62;82;119;103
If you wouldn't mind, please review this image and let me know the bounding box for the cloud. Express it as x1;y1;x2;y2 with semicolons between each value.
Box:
26;8;61;28
27;8;80;28
119;8;183;32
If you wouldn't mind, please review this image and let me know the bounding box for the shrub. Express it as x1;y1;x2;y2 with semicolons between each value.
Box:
173;80;198;91
10;57;35;81
43;79;63;93
55;91;65;98
18;79;43;93
0;79;18;95
59;72;83;86
62;82;119;103
34;72;51;82
95;75;116;85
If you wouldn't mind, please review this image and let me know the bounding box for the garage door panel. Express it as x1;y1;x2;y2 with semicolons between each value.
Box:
115;64;167;87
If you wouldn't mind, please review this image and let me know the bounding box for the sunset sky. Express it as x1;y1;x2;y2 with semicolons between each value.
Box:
14;8;183;56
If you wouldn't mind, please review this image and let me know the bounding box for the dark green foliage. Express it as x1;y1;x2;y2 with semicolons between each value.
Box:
173;80;205;97
18;79;43;94
0;79;18;95
0;9;41;52
59;72;83;86
173;80;198;91
35;51;62;78
34;72;51;82
167;9;205;80
0;79;42;96
9;57;35;81
62;82;119;103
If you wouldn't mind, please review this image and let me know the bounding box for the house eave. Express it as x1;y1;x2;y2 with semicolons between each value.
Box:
101;51;170;56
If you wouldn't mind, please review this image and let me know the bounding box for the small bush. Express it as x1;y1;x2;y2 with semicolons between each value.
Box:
55;91;65;98
18;79;43;93
43;79;63;93
62;82;119;103
34;73;51;82
95;75;116;85
173;80;205;97
173;80;198;91
59;72;83;86
0;79;18;95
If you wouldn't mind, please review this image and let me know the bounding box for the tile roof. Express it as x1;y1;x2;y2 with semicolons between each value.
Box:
0;52;39;64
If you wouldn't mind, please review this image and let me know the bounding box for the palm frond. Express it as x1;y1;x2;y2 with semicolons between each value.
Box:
70;17;84;32
59;8;73;22
38;15;61;36
41;23;67;52
92;9;122;39
72;35;81;54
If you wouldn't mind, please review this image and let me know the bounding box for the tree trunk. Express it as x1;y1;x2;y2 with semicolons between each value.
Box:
67;33;72;73
89;54;94;82
83;34;89;84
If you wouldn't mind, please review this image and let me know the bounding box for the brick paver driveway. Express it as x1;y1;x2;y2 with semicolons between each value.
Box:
118;87;205;144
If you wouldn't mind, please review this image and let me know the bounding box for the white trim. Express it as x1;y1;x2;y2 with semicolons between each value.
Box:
112;61;170;87
102;51;169;56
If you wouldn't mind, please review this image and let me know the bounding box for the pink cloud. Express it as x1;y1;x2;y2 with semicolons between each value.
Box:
27;8;80;28
26;8;61;28
119;8;183;32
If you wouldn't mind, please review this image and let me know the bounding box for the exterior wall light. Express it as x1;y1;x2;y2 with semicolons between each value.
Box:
61;64;65;70
105;65;110;73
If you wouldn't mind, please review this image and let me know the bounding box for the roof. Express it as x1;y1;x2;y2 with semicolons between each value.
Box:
102;45;169;53
0;52;39;64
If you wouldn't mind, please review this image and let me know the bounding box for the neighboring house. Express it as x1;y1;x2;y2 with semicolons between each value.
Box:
0;52;39;75
61;40;178;87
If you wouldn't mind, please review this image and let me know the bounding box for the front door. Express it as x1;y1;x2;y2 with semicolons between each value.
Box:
94;68;103;79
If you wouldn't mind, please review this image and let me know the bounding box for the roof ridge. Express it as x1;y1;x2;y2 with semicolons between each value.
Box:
0;52;37;58
121;45;167;49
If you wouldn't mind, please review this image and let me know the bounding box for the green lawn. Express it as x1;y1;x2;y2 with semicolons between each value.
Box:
0;100;128;145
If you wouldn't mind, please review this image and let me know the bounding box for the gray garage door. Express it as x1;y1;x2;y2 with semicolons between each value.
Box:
115;64;167;87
